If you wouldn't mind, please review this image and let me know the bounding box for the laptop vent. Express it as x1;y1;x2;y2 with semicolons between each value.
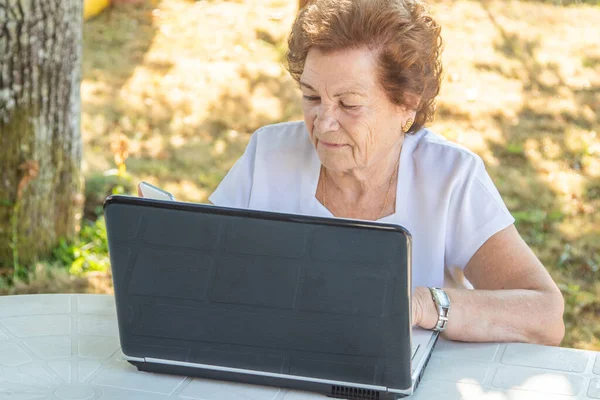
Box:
330;385;380;400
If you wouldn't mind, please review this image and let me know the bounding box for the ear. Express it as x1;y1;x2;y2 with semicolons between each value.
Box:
394;104;417;124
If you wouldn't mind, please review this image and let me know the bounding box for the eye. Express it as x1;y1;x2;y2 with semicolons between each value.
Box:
303;95;320;102
341;102;359;110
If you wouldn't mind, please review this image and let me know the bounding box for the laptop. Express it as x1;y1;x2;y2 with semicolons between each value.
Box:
103;195;439;399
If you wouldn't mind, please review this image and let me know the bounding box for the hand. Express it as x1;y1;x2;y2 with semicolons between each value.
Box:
412;289;423;327
412;286;437;329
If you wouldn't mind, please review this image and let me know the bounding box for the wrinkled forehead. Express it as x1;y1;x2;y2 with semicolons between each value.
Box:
300;47;380;94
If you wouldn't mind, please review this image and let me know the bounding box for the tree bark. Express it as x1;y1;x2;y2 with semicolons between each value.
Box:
0;0;84;269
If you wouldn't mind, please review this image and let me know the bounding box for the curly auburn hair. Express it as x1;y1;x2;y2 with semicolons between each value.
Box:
286;0;443;134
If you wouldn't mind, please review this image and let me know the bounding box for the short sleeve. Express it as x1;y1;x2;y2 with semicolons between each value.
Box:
445;157;515;270
208;132;259;208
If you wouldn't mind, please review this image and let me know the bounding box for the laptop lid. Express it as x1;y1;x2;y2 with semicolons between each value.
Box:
104;195;416;392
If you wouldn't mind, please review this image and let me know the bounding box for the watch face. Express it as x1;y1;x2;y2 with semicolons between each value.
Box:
431;288;450;308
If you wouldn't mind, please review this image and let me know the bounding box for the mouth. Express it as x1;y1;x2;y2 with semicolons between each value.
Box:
318;140;348;149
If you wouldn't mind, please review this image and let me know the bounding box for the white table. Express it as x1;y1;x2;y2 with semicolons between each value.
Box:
0;294;598;400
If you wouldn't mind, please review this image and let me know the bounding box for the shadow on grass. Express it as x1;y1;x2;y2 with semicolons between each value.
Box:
82;2;160;86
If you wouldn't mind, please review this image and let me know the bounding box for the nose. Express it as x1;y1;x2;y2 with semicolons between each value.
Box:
314;104;340;133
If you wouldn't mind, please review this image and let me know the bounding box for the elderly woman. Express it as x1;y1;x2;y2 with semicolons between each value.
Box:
209;0;565;345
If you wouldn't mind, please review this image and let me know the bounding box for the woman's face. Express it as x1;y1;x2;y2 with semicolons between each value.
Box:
301;47;408;174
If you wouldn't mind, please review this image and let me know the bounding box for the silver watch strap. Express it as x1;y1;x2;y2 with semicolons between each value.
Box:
429;287;450;332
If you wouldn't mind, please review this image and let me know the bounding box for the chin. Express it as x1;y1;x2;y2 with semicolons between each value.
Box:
318;156;350;172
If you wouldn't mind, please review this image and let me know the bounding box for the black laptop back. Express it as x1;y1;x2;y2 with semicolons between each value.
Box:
104;195;413;391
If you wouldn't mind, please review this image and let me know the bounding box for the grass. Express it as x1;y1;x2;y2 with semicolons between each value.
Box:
1;0;598;350
431;0;600;349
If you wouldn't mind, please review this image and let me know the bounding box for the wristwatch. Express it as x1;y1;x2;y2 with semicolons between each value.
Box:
428;287;450;332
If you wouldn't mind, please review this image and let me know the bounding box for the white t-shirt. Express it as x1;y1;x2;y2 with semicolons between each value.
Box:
209;121;515;290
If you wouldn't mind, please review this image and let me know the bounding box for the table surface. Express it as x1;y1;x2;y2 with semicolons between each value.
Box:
0;294;598;400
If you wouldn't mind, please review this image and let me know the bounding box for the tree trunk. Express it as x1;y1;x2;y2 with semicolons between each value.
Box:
0;0;84;270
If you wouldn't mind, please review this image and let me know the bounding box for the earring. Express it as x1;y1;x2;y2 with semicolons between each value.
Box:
402;118;413;133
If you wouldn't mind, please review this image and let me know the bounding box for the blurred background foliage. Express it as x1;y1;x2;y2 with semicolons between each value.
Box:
0;0;598;350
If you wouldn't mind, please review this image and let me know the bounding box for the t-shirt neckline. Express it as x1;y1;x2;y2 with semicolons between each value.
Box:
304;132;419;223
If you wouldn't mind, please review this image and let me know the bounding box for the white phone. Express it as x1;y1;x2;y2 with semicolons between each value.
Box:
137;181;175;201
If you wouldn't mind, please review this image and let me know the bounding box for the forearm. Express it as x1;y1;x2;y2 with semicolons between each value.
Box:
414;286;565;345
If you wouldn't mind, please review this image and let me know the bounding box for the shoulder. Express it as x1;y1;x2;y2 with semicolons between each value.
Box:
408;128;484;179
244;122;315;211
249;121;316;172
252;121;311;152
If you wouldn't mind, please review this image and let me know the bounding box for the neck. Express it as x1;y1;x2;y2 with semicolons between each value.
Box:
325;143;403;202
318;141;404;220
